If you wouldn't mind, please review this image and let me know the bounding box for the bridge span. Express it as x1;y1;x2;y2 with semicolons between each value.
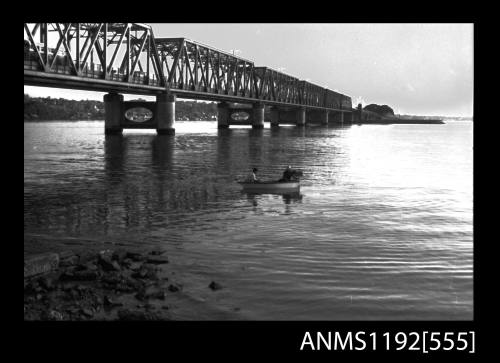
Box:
24;23;366;134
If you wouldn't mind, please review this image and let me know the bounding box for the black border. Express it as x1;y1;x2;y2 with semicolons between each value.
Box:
21;7;488;361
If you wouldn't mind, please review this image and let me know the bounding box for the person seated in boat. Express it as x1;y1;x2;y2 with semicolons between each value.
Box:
281;165;295;182
246;168;259;183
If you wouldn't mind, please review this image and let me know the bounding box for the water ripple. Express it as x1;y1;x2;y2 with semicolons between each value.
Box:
24;120;473;320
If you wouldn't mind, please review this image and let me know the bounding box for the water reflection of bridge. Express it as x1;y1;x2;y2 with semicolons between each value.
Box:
26;128;341;236
101;133;306;230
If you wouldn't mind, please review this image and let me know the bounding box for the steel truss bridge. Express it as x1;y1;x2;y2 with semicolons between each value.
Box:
24;23;360;133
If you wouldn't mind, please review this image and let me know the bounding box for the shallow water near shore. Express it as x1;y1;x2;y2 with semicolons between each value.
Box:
24;120;473;320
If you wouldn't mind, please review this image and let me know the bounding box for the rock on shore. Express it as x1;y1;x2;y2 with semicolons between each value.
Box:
24;248;241;321
24;249;176;321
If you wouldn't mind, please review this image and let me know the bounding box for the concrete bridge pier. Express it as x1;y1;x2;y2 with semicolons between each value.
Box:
104;93;124;135
322;110;329;125
296;107;306;127
331;111;345;124
252;103;265;129
357;103;363;123
156;93;176;135
217;102;230;129
270;107;280;128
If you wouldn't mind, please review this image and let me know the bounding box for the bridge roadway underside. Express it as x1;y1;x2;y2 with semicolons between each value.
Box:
25;72;352;135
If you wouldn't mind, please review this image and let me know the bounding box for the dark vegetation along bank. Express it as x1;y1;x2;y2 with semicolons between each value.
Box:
25;95;465;123
24;94;218;121
361;103;446;124
364;103;395;117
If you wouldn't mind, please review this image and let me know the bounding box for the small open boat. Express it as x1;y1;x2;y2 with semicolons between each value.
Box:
238;180;300;193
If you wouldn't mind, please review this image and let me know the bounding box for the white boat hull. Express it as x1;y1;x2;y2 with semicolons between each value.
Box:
238;181;300;193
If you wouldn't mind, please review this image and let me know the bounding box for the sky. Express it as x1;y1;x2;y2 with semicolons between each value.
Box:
24;23;473;117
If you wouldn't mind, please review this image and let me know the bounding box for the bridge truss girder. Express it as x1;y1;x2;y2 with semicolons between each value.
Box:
24;23;352;111
254;67;300;104
154;38;256;97
24;23;164;86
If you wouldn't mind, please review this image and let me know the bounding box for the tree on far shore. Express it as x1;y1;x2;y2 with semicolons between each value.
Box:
24;95;218;121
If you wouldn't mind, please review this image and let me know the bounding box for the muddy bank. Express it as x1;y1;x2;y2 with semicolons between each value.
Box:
24;248;239;321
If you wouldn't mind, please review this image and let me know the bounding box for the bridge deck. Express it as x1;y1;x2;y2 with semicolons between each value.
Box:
24;23;352;112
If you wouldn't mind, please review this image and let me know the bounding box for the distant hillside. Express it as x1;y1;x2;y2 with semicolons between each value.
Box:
24;94;218;121
24;95;471;123
175;100;217;121
24;94;105;121
360;102;471;121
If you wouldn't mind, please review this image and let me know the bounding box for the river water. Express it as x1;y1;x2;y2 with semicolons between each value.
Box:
24;120;473;320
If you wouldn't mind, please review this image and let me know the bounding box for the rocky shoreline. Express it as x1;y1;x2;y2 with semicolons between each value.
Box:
24;249;225;321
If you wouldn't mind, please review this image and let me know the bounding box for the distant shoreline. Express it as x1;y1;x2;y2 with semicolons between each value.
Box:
24;118;471;123
23;119;216;122
24;119;104;122
356;119;446;125
24;95;218;122
24;94;471;123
